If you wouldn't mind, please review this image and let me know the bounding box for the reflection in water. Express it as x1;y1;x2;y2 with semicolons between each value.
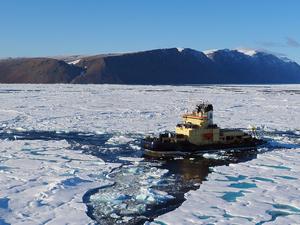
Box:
158;150;258;184
85;151;258;225
162;158;213;183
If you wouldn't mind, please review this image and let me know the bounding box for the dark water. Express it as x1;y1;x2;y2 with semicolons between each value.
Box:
0;129;142;163
0;128;298;225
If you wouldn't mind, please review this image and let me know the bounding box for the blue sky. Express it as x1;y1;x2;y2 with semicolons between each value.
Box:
1;0;300;62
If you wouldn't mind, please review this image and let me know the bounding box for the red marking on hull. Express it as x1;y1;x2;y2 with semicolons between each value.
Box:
203;133;213;140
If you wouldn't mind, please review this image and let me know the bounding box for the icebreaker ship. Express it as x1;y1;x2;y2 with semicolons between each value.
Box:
142;103;265;157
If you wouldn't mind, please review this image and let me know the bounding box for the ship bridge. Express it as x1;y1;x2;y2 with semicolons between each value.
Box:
182;103;214;127
175;103;220;145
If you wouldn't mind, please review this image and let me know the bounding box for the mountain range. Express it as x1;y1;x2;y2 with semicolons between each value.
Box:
1;48;300;84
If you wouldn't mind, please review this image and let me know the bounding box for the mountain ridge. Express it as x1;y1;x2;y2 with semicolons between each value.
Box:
0;48;300;84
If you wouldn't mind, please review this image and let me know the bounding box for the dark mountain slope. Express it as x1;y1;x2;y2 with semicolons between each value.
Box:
1;48;300;84
72;48;216;84
71;56;122;84
71;48;300;84
206;49;300;83
0;58;83;83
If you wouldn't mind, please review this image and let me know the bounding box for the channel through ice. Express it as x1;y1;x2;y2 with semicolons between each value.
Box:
0;84;299;225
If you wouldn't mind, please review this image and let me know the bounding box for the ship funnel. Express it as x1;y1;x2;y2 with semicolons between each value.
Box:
195;103;213;125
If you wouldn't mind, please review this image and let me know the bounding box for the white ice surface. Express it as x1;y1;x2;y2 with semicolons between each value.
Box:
0;139;119;225
0;84;299;134
153;148;300;225
0;84;299;224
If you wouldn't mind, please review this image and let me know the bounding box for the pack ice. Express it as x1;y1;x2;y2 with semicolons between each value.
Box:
0;84;299;225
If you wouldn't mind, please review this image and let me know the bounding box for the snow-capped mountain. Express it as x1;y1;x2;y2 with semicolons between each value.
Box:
202;48;300;83
0;48;299;84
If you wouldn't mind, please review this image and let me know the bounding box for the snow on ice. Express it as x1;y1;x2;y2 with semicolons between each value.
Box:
0;84;299;224
153;148;300;225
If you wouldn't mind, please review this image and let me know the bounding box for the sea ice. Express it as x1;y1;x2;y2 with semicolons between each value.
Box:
153;148;300;224
0;84;299;224
0;139;118;225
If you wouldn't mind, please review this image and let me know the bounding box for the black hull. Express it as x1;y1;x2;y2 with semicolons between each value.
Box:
141;138;266;157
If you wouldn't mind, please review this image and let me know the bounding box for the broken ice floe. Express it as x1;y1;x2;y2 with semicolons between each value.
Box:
153;148;300;224
0;139;119;225
85;163;175;224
